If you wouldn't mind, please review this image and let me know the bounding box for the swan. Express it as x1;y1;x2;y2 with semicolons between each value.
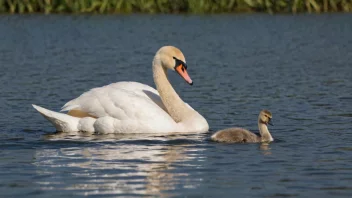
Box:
211;110;273;143
32;46;209;134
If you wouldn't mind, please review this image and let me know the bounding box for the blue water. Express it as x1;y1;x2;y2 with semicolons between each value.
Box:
0;13;352;197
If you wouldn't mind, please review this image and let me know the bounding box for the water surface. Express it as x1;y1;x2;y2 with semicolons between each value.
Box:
0;14;352;197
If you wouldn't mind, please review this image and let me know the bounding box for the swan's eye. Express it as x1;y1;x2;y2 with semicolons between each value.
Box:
173;57;187;71
173;57;181;66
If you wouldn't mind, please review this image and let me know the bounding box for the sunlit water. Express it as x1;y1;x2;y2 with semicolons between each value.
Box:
0;14;352;197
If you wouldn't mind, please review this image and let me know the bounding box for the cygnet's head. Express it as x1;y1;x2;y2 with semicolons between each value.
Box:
259;110;273;126
155;46;192;85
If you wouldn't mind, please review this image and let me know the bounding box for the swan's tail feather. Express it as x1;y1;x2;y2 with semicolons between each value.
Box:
61;104;80;112
32;104;80;132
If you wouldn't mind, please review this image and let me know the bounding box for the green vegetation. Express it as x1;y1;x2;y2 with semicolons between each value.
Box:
1;0;352;14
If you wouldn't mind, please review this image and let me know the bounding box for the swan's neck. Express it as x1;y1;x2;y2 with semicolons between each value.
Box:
153;57;193;122
258;122;273;142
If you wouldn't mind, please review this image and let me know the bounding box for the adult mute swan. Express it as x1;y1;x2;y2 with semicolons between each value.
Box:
211;110;273;143
32;46;209;134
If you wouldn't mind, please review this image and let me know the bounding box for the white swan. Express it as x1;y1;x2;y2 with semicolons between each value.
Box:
211;110;274;143
32;46;209;134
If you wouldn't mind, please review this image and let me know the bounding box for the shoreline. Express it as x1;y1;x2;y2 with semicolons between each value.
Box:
1;0;351;15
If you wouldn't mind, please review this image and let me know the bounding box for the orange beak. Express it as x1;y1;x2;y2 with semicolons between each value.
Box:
175;64;193;85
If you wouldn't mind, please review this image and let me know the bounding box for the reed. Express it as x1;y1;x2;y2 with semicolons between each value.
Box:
1;0;352;14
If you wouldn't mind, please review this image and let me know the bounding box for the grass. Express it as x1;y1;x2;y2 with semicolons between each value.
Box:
1;0;352;14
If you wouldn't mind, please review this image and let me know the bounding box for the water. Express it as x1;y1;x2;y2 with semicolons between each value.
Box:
0;13;352;197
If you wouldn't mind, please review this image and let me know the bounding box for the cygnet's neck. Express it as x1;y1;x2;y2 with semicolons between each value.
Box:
258;121;273;142
153;57;193;123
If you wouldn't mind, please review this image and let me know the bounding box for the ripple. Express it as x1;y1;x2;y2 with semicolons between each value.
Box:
331;113;352;118
336;147;352;151
320;187;352;190
267;193;300;197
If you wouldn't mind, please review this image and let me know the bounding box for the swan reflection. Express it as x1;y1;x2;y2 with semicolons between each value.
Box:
260;142;272;155
34;132;206;197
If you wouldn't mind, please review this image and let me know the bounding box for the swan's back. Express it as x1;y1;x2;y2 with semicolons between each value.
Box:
211;128;260;143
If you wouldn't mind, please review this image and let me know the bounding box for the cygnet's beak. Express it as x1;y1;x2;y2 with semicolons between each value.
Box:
175;64;193;85
268;119;273;126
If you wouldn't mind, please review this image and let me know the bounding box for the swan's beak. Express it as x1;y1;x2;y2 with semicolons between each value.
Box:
175;64;193;85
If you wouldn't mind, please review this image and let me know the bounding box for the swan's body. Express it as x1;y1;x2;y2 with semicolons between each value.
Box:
32;46;209;134
211;110;273;143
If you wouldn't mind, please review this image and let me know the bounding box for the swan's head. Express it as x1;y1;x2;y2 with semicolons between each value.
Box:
155;46;193;85
259;110;273;126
